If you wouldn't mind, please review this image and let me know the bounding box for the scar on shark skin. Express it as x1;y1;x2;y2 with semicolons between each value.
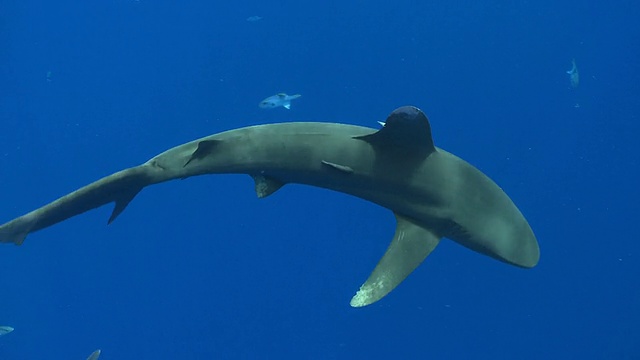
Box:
0;106;539;307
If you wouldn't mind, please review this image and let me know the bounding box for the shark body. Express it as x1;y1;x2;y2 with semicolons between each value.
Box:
0;106;539;306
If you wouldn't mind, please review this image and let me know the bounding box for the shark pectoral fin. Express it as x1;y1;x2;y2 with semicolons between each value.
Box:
108;188;142;224
252;175;285;198
350;214;441;307
321;160;354;174
184;140;220;167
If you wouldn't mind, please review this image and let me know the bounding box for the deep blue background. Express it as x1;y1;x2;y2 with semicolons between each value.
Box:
1;0;638;358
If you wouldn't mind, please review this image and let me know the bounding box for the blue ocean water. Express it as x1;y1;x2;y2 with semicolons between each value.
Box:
1;0;638;358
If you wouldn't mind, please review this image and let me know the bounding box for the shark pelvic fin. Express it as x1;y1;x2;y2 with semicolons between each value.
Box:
350;213;441;307
355;106;435;157
321;160;354;174
184;140;221;167
252;175;285;198
108;188;142;224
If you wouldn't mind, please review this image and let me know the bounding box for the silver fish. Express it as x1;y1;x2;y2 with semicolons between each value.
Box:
259;93;301;110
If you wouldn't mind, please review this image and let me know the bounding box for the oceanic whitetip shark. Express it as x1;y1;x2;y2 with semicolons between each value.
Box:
0;106;539;307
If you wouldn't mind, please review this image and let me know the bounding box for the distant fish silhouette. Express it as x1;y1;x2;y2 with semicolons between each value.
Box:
567;58;579;88
0;326;13;336
246;15;262;22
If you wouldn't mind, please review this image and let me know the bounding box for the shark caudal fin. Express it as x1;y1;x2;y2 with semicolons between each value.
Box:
350;214;441;307
0;216;32;245
0;227;28;245
0;167;150;246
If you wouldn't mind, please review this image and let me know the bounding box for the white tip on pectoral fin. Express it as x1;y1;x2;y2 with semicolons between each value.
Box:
283;102;291;109
350;213;441;307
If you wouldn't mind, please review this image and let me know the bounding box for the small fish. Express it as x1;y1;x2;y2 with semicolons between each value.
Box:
259;93;301;110
86;349;101;360
246;15;263;22
0;325;14;336
567;58;579;88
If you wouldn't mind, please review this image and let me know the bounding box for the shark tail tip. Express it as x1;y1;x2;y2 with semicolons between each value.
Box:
0;219;31;246
2;230;28;246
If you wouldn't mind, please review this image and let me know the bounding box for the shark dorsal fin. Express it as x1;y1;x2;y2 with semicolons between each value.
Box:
355;106;436;157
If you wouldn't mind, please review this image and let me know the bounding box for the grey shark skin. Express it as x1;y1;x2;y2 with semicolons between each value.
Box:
0;106;539;307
